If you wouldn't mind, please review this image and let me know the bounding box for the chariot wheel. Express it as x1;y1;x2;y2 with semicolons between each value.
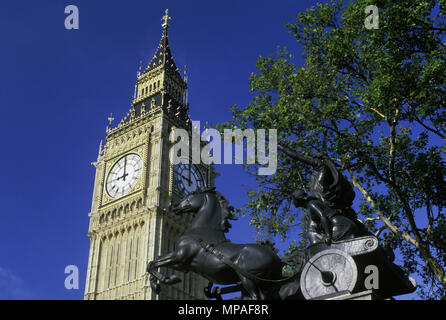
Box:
300;248;358;299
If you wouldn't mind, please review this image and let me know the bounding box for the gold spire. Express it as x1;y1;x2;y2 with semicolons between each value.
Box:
184;65;189;106
106;112;115;133
108;112;114;126
183;65;188;83
162;9;171;29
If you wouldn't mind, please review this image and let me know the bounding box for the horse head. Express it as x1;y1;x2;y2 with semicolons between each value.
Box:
171;190;207;215
171;187;238;233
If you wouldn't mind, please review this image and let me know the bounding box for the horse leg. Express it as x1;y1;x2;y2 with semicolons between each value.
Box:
147;250;185;293
236;273;265;300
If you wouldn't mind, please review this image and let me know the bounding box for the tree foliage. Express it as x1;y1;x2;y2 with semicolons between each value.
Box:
218;0;446;299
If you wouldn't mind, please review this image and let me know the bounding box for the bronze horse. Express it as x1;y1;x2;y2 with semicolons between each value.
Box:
146;188;285;299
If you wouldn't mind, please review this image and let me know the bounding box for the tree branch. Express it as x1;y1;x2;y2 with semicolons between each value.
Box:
413;18;446;32
388;120;397;182
344;95;387;120
414;116;446;141
347;169;418;247
277;143;318;167
361;217;380;224
426;197;434;239
375;225;387;238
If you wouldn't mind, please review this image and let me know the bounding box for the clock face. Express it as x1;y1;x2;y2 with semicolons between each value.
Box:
173;163;204;197
106;153;142;199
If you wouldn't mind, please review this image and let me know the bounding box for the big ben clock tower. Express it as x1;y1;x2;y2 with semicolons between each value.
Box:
84;10;213;300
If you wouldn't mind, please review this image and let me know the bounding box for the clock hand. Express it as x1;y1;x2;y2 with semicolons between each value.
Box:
181;174;192;184
119;171;129;181
116;164;129;181
188;165;192;186
123;157;127;181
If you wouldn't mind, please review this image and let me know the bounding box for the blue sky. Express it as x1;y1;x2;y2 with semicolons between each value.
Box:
0;0;419;299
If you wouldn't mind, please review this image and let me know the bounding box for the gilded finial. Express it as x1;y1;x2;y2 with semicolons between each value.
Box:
184;65;189;106
137;60;142;76
162;9;171;29
108;112;114;126
106;112;114;132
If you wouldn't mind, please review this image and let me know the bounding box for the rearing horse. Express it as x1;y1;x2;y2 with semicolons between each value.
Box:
146;188;283;299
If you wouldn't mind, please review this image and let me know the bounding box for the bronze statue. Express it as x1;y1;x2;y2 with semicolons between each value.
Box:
280;147;415;299
292;184;369;245
278;146;368;244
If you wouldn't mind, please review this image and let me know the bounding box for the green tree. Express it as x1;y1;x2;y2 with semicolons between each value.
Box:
218;0;446;299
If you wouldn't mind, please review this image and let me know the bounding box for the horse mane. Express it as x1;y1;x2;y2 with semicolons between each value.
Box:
214;191;236;221
192;188;237;230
